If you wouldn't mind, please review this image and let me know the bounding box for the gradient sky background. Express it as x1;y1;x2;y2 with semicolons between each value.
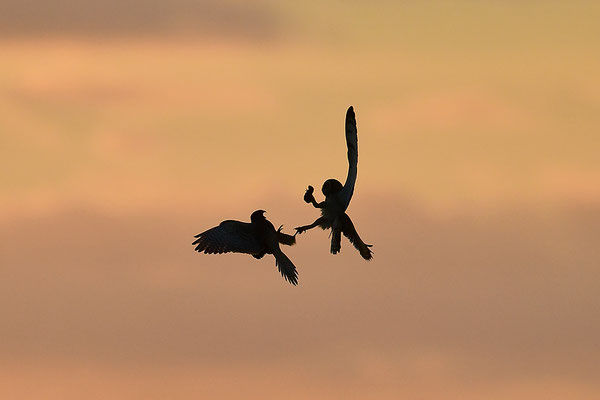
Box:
1;1;599;399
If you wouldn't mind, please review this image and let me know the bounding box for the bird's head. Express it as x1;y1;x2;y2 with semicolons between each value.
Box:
322;179;343;196
250;209;267;223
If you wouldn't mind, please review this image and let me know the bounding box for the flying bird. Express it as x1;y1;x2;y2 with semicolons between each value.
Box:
193;210;299;285
295;106;373;260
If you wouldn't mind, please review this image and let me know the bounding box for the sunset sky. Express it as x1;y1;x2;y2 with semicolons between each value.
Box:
1;1;599;399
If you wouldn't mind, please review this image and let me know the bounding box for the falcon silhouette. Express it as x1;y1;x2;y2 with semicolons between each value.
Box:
193;210;299;285
295;106;373;260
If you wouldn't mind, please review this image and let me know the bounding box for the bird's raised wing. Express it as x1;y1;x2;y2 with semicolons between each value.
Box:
193;220;262;255
338;106;358;210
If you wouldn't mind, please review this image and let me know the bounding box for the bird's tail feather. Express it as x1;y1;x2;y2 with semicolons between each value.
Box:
341;214;373;260
274;248;298;285
330;229;341;255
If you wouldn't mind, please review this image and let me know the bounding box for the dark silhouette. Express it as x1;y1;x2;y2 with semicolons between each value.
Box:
193;210;299;285
295;106;373;260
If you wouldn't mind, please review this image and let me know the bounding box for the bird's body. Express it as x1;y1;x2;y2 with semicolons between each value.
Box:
295;106;373;260
193;210;299;285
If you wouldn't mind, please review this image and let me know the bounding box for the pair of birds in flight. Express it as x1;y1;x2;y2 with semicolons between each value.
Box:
192;106;373;285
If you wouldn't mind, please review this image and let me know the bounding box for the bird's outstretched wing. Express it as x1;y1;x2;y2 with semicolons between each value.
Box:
193;220;262;255
339;106;358;210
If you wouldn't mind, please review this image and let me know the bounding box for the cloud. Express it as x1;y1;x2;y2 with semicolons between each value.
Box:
0;0;280;39
1;197;598;390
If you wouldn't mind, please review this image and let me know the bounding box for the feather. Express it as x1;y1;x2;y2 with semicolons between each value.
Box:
339;106;358;211
274;248;298;285
192;220;261;255
341;213;373;260
330;228;341;254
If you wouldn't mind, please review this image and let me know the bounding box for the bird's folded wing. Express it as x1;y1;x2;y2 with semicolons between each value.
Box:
339;106;358;210
193;221;262;255
341;214;373;261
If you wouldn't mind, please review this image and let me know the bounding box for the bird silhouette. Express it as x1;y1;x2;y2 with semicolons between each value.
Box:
193;210;299;285
295;106;373;260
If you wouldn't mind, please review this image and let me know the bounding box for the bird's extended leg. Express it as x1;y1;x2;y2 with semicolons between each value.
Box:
295;217;327;236
277;225;297;246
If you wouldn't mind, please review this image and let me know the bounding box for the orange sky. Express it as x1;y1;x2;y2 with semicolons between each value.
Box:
1;1;599;399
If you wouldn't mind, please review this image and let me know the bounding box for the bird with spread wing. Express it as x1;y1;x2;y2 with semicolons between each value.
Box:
295;106;373;260
193;210;299;285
